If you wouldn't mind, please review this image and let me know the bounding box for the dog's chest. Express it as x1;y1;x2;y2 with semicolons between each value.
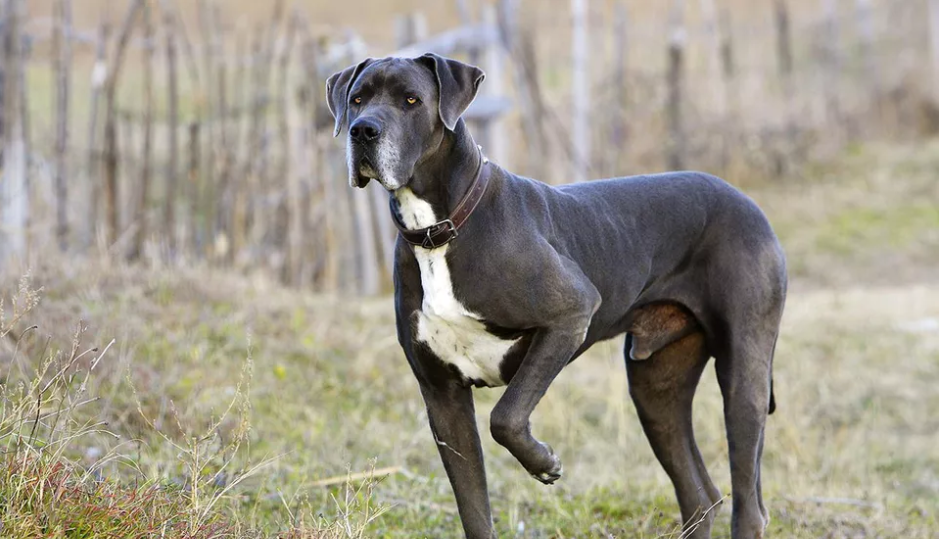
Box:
397;189;517;387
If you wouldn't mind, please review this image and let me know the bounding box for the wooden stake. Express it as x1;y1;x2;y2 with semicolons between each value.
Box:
53;0;72;251
931;0;939;103
103;0;143;251
0;0;27;263
212;2;230;253
86;20;109;249
571;0;589;182
302;36;336;290
187;121;201;252
612;1;628;172
498;0;549;181
774;0;793;78
275;10;297;277
131;0;155;261
197;0;216;252
230;29;248;261
246;25;265;250
481;4;508;168
161;0;180;256
666;0;686;171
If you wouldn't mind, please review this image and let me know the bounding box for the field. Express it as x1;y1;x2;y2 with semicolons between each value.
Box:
0;139;937;537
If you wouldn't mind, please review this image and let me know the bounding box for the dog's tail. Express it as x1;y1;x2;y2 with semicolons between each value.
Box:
768;376;776;415
768;333;778;415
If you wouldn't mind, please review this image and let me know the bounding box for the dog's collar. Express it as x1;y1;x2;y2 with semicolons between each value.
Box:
390;146;490;249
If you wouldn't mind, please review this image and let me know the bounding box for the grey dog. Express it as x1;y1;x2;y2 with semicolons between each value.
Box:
326;53;786;539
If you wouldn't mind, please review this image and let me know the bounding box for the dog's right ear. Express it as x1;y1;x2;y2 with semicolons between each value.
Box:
325;58;373;137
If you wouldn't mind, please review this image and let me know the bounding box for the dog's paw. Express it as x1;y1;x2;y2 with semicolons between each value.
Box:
531;468;563;485
530;445;563;485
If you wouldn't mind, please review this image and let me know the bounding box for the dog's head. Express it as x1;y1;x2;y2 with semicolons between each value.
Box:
326;54;485;190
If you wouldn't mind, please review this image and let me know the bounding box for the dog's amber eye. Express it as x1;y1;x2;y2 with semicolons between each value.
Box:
406;96;418;105
352;96;362;104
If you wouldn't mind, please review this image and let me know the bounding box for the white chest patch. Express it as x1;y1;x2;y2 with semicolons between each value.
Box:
396;188;518;387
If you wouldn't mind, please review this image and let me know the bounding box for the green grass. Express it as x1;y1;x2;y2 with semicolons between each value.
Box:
0;140;937;537
751;139;939;288
815;202;938;253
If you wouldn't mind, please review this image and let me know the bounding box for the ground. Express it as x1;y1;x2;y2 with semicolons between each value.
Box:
0;139;937;538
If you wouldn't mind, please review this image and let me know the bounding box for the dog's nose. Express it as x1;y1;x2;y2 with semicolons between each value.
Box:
349;117;382;143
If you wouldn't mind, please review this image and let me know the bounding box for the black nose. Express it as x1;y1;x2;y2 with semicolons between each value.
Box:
349;117;382;143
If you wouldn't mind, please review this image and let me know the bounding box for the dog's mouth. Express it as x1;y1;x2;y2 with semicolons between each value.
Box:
353;157;379;188
359;158;378;179
353;155;402;191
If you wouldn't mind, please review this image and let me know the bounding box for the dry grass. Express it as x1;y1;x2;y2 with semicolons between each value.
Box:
0;274;389;538
0;139;937;537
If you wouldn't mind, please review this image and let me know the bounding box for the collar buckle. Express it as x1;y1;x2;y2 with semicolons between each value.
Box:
421;219;458;249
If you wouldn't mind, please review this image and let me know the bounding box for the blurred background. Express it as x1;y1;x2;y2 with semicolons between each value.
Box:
0;1;936;538
0;0;935;290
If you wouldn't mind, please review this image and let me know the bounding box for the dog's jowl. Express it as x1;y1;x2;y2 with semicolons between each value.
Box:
328;53;786;539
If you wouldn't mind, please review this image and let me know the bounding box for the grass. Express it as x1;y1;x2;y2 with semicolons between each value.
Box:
0;139;937;537
0;276;387;538
750;139;939;288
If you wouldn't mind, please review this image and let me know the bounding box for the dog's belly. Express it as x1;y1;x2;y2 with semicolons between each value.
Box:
398;188;518;387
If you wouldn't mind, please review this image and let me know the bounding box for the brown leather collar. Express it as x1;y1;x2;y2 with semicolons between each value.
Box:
390;148;490;249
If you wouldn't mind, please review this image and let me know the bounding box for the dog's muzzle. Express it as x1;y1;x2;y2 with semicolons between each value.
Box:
348;117;388;189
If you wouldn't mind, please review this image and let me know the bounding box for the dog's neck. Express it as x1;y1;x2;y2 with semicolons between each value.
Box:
392;120;486;229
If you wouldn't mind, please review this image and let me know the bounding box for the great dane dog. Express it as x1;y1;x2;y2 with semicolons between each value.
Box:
327;54;786;539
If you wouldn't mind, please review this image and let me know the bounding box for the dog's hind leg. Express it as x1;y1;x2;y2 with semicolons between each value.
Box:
714;325;779;539
626;330;721;539
710;254;785;539
702;209;786;539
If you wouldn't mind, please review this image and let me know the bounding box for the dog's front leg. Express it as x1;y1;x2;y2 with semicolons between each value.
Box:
489;328;589;484
489;256;600;483
419;380;495;539
397;270;495;537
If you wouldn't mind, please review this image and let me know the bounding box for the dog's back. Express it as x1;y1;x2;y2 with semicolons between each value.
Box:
490;169;784;342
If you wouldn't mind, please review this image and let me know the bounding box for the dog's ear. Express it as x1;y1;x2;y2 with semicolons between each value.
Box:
416;53;485;131
325;58;373;137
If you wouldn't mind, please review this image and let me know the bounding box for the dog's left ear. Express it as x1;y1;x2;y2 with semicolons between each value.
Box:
416;53;485;131
326;58;373;137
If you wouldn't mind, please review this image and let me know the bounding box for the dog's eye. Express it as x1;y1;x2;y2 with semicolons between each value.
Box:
352;96;362;105
406;96;418;105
